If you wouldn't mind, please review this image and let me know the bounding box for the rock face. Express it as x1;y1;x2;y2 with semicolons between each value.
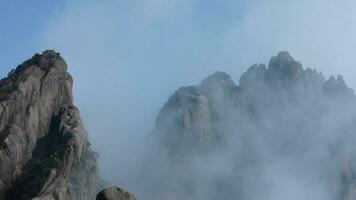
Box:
154;52;354;152
147;52;356;200
0;50;100;199
96;187;136;200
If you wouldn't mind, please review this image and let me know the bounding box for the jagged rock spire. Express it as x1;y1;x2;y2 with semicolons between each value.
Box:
0;51;100;200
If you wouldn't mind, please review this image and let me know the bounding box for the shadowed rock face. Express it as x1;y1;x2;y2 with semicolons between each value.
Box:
0;50;100;200
96;187;136;200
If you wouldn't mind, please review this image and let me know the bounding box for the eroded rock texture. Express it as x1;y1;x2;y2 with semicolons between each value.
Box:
0;50;100;200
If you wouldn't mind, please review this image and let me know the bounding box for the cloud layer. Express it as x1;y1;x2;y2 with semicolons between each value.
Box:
1;0;355;193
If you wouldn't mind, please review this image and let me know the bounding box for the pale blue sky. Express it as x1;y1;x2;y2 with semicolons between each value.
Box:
2;0;356;186
0;1;63;74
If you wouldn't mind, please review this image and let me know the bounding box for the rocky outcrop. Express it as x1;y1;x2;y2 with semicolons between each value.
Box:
0;50;100;199
155;52;355;150
155;86;212;153
154;71;241;154
96;187;136;200
148;51;356;200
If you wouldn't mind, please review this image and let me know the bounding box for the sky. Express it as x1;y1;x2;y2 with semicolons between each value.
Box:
2;0;356;185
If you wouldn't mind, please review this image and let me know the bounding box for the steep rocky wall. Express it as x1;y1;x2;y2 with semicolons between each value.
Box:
0;50;100;200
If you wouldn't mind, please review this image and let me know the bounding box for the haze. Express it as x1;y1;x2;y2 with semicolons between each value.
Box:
2;1;356;199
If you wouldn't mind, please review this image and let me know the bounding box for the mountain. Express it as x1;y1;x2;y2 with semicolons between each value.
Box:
3;50;355;200
0;51;133;200
155;52;353;153
142;52;356;200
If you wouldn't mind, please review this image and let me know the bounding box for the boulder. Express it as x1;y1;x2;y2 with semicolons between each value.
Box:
96;187;136;200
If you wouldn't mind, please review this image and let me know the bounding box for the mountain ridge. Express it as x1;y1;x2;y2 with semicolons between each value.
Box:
144;51;356;200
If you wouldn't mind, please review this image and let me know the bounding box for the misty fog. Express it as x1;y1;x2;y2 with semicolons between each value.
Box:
2;1;356;200
107;52;356;200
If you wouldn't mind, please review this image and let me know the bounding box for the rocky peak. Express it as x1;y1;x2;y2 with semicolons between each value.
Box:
239;51;306;91
200;71;236;92
239;64;267;89
8;50;66;77
323;75;354;96
200;71;233;85
154;85;211;153
0;51;100;200
271;51;294;63
0;50;72;103
154;51;355;157
266;51;303;82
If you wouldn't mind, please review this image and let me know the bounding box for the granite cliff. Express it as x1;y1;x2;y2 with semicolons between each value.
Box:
0;51;100;200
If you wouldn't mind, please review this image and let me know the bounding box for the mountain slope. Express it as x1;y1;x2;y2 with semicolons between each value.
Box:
0;50;100;200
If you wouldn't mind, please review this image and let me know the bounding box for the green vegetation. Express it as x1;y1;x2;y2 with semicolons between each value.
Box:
0;142;7;150
0;126;11;150
0;77;17;102
8;157;58;199
5;142;71;200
